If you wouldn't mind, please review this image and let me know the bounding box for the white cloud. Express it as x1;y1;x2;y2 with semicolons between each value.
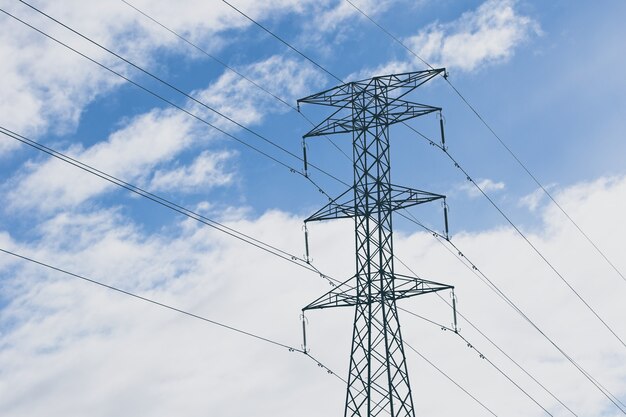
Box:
460;178;506;198
352;0;541;79
309;0;393;34
193;55;326;127
519;183;559;212
405;0;541;72
149;150;236;193
1;174;626;416
0;0;323;153
2;54;324;213
3;108;199;212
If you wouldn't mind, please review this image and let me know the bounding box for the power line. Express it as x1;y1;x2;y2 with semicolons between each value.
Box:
0;124;545;416
398;211;626;414
2;114;564;417
4;0;616;412
0;249;500;417
87;10;615;411
137;1;626;411
403;124;626;350
108;8;576;408
0;125;327;279
208;0;626;352
403;304;578;416
0;246;348;385
0;247;294;351
220;0;343;84
119;0;352;162
12;0;350;190
342;0;626;286
403;341;500;417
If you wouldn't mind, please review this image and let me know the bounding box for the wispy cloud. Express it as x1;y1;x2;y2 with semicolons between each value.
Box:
0;0;324;153
2;54;324;214
352;0;540;80
149;150;237;193
460;178;506;198
406;0;540;72
1;175;626;416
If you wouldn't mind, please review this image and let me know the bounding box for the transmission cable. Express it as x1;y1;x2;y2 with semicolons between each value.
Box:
0;246;346;383
402;302;577;416
12;0;350;191
220;0;343;84
398;211;626;413
2;6;567;414
404;341;500;417
119;0;352;162
403;123;626;350
0;125;335;281
212;0;626;350
99;7;591;413
158;0;626;410
1;125;532;416
343;0;626;285
5;2;620;412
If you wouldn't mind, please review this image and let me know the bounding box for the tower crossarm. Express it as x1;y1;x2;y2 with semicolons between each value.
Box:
296;68;446;110
304;185;445;223
383;99;441;126
389;184;445;211
303;109;360;137
303;273;453;311
305;187;356;222
297;82;355;108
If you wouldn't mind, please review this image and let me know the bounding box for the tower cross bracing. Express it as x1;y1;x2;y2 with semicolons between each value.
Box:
299;69;453;417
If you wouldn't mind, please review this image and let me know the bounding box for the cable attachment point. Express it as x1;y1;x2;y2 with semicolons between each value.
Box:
300;312;309;354
303;223;312;264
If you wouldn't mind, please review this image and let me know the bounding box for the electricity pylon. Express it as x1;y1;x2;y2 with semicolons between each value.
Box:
298;69;454;417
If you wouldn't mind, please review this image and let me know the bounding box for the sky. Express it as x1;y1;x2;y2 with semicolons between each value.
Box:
0;0;625;416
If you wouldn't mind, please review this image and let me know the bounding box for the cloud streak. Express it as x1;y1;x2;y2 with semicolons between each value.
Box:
1;175;625;416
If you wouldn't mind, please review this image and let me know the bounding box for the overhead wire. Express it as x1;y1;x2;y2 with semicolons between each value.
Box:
399;210;626;413
404;123;626;350
101;7;588;411
342;0;626;286
1;125;507;417
3;2;616;412
0;247;345;383
12;0;350;190
119;0;352;163
1;247;502;417
110;0;623;411
402;299;577;416
0;125;325;278
404;341;500;417
220;0;343;84
215;0;626;352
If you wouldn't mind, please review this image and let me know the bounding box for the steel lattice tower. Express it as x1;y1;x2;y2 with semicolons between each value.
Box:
298;69;454;417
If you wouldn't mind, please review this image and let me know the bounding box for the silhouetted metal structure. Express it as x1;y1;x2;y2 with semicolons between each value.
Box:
298;69;454;417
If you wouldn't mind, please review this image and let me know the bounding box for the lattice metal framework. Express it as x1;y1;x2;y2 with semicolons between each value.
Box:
298;69;453;417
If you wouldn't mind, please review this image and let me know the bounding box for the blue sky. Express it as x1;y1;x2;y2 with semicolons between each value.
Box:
1;1;625;416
